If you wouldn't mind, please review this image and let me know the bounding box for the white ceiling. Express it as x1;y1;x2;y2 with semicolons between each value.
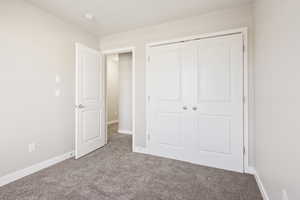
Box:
26;0;252;36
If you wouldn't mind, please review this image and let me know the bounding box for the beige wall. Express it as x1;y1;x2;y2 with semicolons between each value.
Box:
0;0;99;177
118;53;132;133
106;54;119;123
100;4;255;166
254;0;300;199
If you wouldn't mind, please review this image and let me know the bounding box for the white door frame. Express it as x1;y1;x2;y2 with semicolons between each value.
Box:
145;27;250;173
102;47;136;151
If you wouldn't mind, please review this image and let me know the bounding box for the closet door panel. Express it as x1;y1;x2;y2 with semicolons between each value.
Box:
147;33;244;173
147;43;190;160
187;34;244;172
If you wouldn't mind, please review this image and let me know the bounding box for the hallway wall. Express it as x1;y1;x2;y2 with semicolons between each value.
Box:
118;53;133;134
106;54;119;123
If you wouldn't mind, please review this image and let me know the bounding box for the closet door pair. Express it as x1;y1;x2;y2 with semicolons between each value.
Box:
147;34;244;172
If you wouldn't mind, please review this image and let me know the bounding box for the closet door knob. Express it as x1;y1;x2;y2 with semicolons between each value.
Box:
182;106;188;110
192;107;197;111
76;104;85;109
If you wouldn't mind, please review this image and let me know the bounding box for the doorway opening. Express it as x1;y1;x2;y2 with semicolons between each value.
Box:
104;48;135;151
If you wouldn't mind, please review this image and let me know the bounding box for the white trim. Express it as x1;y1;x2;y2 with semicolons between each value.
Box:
0;151;74;187
102;47;136;152
133;146;148;154
145;27;250;173
245;166;256;175
102;47;135;55
147;28;248;47
107;120;118;125
241;28;250;173
253;169;270;200
75;43;80;157
118;130;132;135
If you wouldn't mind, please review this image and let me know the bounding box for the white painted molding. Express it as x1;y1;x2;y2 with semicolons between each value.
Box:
107;120;118;125
133;146;148;154
0;151;74;187
118;130;132;135
245;166;256;175
252;168;270;200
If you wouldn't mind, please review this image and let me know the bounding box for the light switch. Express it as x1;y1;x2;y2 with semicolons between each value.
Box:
55;75;61;83
28;143;36;153
55;89;61;97
282;190;289;200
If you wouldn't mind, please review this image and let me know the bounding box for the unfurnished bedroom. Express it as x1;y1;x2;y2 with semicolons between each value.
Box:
0;0;299;200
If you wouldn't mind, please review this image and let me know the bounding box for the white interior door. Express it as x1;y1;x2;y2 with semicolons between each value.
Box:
75;43;105;159
147;34;244;172
147;43;192;160
187;34;244;172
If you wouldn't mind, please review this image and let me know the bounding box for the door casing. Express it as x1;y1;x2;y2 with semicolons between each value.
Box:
145;28;250;173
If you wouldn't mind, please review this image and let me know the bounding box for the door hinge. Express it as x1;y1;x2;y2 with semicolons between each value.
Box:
148;134;151;141
243;147;246;155
147;96;151;103
243;96;246;104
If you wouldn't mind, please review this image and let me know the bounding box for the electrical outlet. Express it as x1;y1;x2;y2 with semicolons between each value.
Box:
282;189;289;200
70;152;74;157
28;143;36;153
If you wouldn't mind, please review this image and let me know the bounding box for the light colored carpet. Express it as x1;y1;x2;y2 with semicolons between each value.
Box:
0;124;262;200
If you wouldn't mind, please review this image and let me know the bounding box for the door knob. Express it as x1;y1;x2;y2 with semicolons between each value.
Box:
77;104;85;109
192;107;197;111
182;106;188;110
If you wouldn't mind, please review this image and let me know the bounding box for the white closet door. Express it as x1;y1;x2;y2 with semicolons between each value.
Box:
147;34;244;172
186;34;244;172
147;43;193;160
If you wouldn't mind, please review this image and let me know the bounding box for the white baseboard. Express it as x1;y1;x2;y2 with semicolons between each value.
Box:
107;120;118;125
118;129;132;135
252;168;270;200
0;151;74;187
245;166;256;175
133;146;148;154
